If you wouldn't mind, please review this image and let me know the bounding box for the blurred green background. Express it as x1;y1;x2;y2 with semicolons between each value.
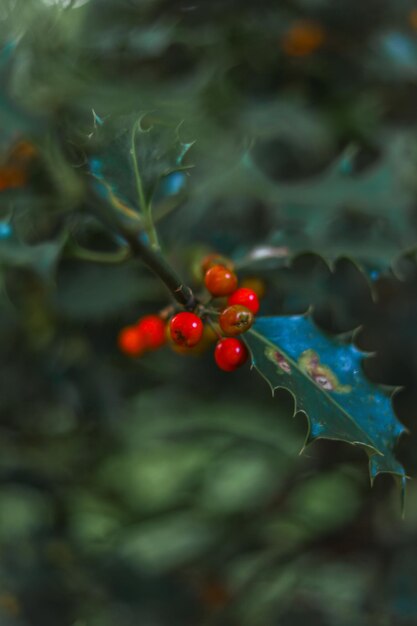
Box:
2;1;417;625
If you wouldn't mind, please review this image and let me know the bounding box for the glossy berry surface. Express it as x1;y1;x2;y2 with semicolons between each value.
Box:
137;315;166;349
219;305;254;336
118;326;146;357
214;338;248;371
227;287;260;314
170;312;204;347
204;265;238;297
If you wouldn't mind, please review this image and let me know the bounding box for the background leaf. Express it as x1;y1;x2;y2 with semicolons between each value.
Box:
0;1;417;625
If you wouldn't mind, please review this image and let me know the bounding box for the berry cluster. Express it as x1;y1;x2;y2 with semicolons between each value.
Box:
118;253;263;372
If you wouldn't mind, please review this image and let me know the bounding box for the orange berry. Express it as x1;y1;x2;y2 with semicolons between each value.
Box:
219;305;254;336
204;265;238;297
118;326;146;357
281;20;325;57
0;166;26;191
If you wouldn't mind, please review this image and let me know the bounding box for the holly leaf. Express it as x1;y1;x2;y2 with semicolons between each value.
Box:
244;315;406;490
88;113;194;217
195;131;417;268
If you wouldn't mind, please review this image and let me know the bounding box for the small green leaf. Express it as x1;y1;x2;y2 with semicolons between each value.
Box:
89;114;194;216
244;315;406;487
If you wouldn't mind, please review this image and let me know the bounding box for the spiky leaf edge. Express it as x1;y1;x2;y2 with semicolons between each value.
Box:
244;315;408;508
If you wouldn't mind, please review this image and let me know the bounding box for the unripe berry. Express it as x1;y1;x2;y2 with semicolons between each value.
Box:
214;338;248;371
137;315;166;350
227;287;260;314
204;265;238;297
170;311;204;347
189;246;214;283
118;326;146;357
219;305;254;336
201;253;234;275
240;277;266;299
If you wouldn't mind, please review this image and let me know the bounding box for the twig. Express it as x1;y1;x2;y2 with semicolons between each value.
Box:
89;190;197;309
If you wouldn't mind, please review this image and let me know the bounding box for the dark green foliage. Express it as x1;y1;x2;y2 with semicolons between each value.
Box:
1;1;417;626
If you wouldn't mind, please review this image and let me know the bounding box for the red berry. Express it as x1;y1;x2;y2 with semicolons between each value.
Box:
219;305;254;336
137;315;166;350
118;326;146;357
170;312;204;347
214;338;248;371
227;287;260;314
204;265;238;297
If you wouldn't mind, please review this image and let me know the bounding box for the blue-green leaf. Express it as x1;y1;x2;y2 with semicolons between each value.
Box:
244;315;406;487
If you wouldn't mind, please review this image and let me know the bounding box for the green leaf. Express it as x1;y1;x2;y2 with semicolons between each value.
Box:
195;131;417;267
117;513;217;573
244;315;406;488
286;471;362;533
244;131;413;228
89;113;194;216
0;486;52;539
196;449;279;514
